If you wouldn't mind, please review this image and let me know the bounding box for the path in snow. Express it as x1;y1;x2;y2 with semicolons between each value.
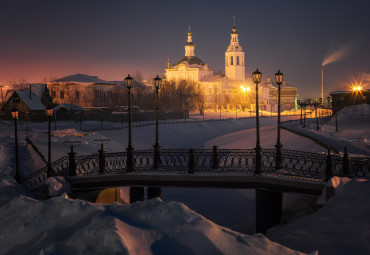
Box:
203;124;328;152
163;119;328;234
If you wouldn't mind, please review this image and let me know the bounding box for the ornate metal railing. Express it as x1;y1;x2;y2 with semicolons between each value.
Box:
21;147;370;192
21;156;69;192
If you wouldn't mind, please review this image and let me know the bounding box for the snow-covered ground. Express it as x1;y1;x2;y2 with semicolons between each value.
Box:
268;177;370;255
0;105;369;254
282;104;370;156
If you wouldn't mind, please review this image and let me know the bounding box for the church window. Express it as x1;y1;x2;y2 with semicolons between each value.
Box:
237;56;240;65
75;91;80;100
51;90;56;98
60;91;64;99
231;56;233;65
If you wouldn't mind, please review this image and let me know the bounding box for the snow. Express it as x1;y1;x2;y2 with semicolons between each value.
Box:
45;176;71;196
15;90;46;111
0;194;306;255
0;104;369;254
267;178;370;255
283;104;370;156
53;104;83;112
51;73;111;84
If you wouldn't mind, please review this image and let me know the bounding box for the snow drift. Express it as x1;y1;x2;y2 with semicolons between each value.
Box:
0;195;307;255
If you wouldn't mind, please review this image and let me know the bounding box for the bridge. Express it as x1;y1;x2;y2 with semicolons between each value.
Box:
21;146;370;234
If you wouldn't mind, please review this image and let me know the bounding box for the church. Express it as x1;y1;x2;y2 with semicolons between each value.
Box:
164;25;298;111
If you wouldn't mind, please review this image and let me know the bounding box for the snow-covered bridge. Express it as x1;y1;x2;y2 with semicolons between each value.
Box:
21;147;369;233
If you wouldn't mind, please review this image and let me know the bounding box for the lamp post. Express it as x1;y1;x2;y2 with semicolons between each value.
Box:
327;96;331;118
253;68;262;174
275;70;283;169
25;110;29;138
328;96;338;132
12;108;20;182
46;106;54;177
303;99;311;128
125;75;134;172
153;75;162;169
297;100;302;125
310;98;321;130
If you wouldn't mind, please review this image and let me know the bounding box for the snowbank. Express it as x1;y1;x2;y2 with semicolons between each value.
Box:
0;175;29;207
45;176;71;196
0;195;307;255
282;104;370;156
268;178;370;255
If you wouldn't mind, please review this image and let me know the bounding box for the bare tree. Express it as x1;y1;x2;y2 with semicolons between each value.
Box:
132;70;144;83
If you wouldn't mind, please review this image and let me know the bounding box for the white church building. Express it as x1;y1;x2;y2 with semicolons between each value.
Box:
164;25;298;111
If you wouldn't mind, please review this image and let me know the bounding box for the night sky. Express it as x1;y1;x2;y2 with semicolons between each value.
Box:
0;0;369;98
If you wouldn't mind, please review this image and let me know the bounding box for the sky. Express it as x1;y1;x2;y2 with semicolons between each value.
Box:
0;0;369;99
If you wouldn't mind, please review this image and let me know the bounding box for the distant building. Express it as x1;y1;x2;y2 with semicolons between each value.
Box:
267;78;298;110
165;27;214;83
164;25;298;111
2;90;46;113
47;73;150;108
1;83;52;113
330;88;370;114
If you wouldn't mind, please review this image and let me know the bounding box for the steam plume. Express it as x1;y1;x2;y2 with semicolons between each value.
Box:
322;44;352;66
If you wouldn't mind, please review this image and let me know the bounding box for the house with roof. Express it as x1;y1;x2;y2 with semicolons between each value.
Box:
1;90;46;113
47;73;150;108
330;88;370;114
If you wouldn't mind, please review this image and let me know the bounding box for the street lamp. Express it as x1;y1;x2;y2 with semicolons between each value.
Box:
303;99;308;127
327;96;338;132
25;110;29;138
46;106;54;177
297;99;302;125
275;70;283;169
12;108;20;182
252;68;262;174
310;98;321;130
125;74;134;172
327;96;331;117
153;75;162;169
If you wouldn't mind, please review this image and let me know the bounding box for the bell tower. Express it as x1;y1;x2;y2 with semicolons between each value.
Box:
185;25;195;57
225;21;245;81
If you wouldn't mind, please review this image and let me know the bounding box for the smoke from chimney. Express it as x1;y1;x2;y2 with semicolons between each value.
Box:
322;44;352;66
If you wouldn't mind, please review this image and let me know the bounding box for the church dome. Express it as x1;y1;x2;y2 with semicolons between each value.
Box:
175;56;205;66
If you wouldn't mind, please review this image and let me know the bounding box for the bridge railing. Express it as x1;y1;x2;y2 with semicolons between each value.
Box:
21;147;370;192
21;156;69;192
279;149;327;179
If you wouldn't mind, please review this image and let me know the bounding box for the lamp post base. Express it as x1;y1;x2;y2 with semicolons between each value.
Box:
126;145;135;172
275;142;283;169
153;144;161;169
254;145;262;175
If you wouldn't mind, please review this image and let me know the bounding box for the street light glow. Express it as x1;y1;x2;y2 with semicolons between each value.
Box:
352;85;362;92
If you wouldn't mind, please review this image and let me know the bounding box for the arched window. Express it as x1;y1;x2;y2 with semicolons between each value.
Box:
230;56;233;65
237;56;240;65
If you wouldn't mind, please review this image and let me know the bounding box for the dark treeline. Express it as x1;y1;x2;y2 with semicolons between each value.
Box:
159;80;203;112
107;80;204;112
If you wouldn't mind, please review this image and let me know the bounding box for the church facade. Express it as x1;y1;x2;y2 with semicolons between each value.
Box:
164;25;298;111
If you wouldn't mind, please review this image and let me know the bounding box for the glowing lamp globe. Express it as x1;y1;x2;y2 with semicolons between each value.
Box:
154;75;162;89
275;70;283;85
124;75;134;89
252;69;262;84
46;107;53;117
11;108;19;119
